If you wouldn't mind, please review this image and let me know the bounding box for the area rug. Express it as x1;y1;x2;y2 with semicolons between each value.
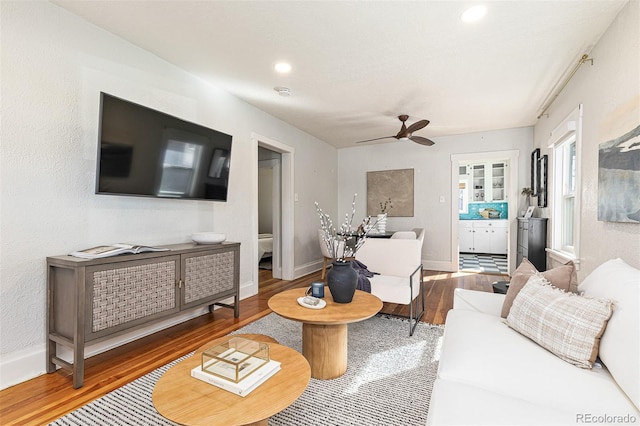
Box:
50;313;444;426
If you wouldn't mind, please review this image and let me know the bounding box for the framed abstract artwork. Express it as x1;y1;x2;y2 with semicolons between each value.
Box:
537;154;548;208
366;168;414;217
598;124;640;223
531;148;541;196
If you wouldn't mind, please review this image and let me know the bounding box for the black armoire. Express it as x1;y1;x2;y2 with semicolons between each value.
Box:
516;217;548;271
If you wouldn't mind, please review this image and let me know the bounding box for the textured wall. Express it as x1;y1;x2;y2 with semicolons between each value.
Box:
0;1;337;387
531;0;640;277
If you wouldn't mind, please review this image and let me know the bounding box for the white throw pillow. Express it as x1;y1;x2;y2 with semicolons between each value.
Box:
578;258;640;411
506;274;613;369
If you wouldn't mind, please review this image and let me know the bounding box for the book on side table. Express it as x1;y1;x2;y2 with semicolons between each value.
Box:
191;359;281;397
69;243;169;259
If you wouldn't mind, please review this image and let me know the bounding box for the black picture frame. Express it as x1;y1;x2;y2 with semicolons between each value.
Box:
531;148;540;196
537;154;548;208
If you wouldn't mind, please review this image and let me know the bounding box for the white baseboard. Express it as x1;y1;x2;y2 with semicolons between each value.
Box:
0;281;256;391
295;259;323;279
422;259;457;273
0;346;45;391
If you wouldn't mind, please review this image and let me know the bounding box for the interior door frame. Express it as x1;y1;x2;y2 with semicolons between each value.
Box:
252;133;295;282
450;150;519;274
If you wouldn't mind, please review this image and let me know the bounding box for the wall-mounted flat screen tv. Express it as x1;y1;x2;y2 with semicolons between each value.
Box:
96;93;232;201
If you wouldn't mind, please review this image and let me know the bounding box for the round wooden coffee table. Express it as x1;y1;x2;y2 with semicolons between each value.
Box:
153;333;310;426
268;287;382;379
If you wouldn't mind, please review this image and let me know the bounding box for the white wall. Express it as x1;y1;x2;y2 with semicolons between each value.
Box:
0;1;337;388
532;0;640;277
338;127;533;271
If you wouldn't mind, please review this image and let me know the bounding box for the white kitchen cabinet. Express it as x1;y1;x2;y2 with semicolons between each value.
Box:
458;220;508;254
459;221;475;252
461;161;508;202
490;226;508;254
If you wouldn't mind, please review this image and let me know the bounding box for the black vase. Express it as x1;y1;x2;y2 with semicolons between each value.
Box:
327;261;358;303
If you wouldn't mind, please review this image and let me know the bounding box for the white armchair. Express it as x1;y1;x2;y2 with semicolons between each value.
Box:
355;228;425;335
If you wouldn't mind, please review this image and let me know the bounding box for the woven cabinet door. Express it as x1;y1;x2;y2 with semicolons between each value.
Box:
87;256;180;340
182;249;237;308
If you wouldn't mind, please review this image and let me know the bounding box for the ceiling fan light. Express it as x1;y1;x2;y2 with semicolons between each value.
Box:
461;5;487;22
399;137;410;142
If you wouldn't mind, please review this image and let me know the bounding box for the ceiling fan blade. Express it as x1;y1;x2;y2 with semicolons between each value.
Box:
355;136;396;144
410;136;435;146
406;119;430;134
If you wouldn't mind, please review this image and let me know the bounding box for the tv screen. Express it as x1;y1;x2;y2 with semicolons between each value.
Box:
96;93;232;201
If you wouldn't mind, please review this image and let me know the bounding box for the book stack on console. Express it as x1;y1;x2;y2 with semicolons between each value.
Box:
191;337;280;397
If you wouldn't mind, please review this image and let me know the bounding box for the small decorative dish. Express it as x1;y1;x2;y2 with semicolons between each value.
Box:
297;297;326;310
192;232;226;244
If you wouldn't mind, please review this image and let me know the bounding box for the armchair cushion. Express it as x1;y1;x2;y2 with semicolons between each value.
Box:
369;273;421;304
356;238;421;277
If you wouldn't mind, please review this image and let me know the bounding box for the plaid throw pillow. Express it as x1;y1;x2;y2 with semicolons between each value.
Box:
505;274;613;368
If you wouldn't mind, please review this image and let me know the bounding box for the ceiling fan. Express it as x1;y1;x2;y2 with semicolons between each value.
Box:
356;115;435;146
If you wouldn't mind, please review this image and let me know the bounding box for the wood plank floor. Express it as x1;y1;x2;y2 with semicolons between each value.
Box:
0;268;504;426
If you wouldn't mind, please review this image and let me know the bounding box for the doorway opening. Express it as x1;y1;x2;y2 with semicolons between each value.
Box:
253;133;295;287
258;147;281;282
451;150;519;275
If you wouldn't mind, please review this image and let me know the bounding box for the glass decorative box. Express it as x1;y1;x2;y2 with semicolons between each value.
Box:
201;337;270;383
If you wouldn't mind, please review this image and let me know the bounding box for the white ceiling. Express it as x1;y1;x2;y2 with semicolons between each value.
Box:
53;0;626;148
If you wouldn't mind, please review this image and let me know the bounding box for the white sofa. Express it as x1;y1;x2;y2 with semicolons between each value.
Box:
356;228;425;335
427;258;640;425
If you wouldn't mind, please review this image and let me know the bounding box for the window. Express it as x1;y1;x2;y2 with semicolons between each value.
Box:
557;135;576;250
458;165;470;214
549;105;582;262
458;180;469;213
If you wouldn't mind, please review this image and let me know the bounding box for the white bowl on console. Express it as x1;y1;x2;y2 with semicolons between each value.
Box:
192;232;226;244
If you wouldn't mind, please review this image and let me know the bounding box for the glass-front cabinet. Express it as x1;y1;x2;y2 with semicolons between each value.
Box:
460;161;507;203
472;164;486;202
491;162;506;202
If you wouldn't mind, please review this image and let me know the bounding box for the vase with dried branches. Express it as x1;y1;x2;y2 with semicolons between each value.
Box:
521;187;534;207
377;198;393;233
315;194;383;302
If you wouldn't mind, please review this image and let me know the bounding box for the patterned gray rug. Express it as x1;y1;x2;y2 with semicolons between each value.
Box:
50;313;444;426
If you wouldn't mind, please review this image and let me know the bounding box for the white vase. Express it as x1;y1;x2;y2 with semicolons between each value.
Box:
377;214;387;233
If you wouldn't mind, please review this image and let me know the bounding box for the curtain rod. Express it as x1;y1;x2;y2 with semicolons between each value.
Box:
537;54;593;119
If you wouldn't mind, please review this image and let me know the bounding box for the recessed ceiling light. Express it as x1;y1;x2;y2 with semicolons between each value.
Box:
274;62;292;73
461;5;487;22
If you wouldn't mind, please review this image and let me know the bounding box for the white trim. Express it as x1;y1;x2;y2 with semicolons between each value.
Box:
450;150;520;274
546;248;581;270
423;259;457;273
295;259;325;279
548;105;582;262
251;133;295;281
548;119;577;148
